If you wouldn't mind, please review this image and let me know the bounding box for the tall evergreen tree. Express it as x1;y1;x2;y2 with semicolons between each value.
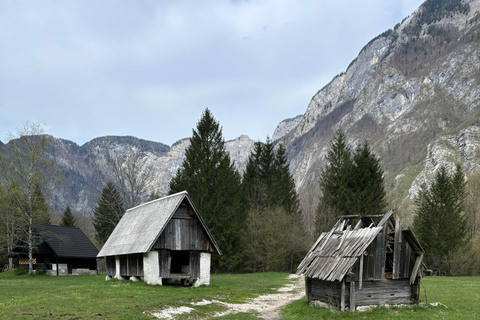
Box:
93;182;125;245
351;141;386;215
316;130;354;234
272;144;300;215
413;164;469;273
169;108;243;272
241;142;265;212
61;206;77;227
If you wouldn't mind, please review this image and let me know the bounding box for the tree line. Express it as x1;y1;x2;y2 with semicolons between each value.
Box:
1;113;479;276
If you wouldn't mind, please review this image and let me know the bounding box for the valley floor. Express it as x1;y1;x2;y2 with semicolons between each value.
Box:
0;271;479;319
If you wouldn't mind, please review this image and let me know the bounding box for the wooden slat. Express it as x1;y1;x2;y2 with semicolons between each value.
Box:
393;218;402;279
410;253;423;285
359;254;364;289
341;280;346;311
350;280;356;312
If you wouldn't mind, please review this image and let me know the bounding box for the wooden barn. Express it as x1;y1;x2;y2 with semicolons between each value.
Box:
11;225;99;276
97;191;221;286
296;211;424;311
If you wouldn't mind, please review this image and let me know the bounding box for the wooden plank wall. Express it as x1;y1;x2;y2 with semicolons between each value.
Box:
353;279;412;306
159;249;171;278
310;279;348;307
311;278;413;308
190;252;200;279
120;255;128;276
153;217;212;252
106;256;116;277
119;254;144;277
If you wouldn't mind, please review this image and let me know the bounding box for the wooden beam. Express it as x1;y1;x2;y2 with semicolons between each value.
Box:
410;253;424;285
359;254;363;289
354;219;363;230
341;280;346;311
393;217;402;279
350;280;356;312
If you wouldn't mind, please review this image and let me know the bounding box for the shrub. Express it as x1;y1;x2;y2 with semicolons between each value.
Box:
35;267;47;275
15;266;28;275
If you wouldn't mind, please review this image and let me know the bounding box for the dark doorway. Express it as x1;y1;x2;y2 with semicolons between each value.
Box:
170;251;190;274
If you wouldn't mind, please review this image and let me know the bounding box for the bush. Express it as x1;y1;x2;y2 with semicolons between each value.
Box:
35;267;47;275
15;266;28;275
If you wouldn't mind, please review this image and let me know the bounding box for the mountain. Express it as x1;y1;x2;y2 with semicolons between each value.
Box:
1;134;254;215
273;0;480;219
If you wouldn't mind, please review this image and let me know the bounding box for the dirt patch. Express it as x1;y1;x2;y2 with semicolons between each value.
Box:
150;274;304;320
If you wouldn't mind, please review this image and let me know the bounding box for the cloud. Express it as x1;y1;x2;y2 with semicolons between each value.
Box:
0;0;424;145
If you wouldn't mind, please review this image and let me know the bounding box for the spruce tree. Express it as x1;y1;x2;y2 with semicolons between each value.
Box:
241;142;265;212
351;141;386;215
272;144;300;215
413;165;469;273
316;130;354;233
93;182;125;245
169;108;243;272
60;206;77;227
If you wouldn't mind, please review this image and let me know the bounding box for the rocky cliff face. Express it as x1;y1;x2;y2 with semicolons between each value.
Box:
274;0;480;214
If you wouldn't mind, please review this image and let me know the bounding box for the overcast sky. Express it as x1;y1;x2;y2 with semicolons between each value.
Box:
0;0;424;146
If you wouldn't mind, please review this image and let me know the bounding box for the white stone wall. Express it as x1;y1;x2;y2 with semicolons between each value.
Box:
114;255;124;280
143;251;162;285
194;252;211;287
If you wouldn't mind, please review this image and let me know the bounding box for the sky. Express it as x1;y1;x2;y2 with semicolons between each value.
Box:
0;0;424;146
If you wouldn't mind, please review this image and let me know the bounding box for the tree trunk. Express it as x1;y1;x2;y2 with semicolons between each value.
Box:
28;221;33;275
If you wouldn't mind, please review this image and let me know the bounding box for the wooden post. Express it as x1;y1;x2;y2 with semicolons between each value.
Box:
359;254;363;289
305;277;311;302
393;218;402;279
410;253;424;285
350;280;356;312
341;279;345;311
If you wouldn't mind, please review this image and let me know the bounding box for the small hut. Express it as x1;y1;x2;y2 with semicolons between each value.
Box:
97;191;221;286
11;225;99;276
296;211;424;311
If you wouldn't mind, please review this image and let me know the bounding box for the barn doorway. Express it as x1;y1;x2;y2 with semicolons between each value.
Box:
170;251;190;274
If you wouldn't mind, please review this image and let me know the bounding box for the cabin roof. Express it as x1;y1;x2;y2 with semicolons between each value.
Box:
37;225;99;259
97;191;221;257
296;210;423;282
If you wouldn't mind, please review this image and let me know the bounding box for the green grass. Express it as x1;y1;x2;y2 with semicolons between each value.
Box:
2;273;479;319
0;271;289;319
280;276;480;319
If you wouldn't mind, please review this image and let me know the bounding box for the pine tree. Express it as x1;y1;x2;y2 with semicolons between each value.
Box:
93;182;125;245
61;206;77;227
272;144;300;215
351;141;386;215
316;130;354;234
242;142;266;212
169;108;243;272
413;165;469;273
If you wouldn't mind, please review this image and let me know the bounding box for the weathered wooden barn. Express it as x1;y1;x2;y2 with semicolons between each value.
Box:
97;191;221;286
11;225;99;275
296;211;424;311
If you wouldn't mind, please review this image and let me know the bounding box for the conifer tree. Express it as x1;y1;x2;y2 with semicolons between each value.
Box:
93;182;125;245
351;141;386;215
413;164;469;273
316;130;354;233
61;206;77;227
241;142;265;212
169;108;243;272
272;144;300;215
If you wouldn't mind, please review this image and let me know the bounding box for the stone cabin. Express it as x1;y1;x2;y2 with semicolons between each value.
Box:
296;211;424;311
97;191;221;286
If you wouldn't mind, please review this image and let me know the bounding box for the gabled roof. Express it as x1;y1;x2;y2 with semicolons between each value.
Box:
97;191;221;257
37;225;99;259
296;211;424;282
296;222;382;282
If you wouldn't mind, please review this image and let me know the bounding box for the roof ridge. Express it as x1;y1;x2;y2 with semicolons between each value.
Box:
125;190;188;212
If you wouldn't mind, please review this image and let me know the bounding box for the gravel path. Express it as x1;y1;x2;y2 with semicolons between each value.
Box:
150;274;305;320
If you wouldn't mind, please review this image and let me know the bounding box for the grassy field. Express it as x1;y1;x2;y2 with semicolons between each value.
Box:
1;272;479;319
0;271;289;319
281;276;480;320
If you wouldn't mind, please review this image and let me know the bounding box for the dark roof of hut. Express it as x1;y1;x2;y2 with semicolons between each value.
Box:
296;211;423;282
97;191;221;257
36;225;99;259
